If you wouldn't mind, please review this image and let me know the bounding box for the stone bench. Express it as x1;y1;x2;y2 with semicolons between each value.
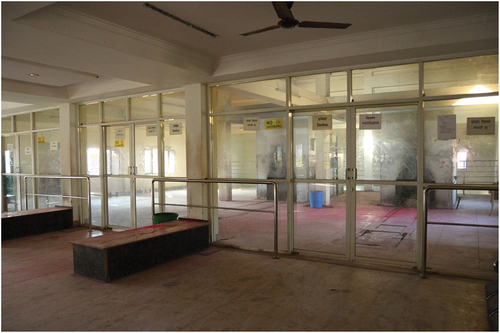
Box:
1;206;73;241
70;219;209;282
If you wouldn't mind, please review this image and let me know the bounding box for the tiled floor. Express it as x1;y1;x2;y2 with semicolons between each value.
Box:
1;227;494;331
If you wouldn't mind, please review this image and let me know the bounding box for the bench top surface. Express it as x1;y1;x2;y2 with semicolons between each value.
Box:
2;206;72;219
70;220;209;250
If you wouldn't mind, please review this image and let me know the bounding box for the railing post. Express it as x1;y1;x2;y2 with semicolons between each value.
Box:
273;182;279;259
421;187;428;278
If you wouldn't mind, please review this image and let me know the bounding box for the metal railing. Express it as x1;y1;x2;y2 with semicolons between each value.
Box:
421;183;498;278
152;177;280;258
24;175;92;232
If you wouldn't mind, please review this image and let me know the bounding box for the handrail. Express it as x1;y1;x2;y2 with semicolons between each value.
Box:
24;175;92;232
421;183;498;278
152;177;280;259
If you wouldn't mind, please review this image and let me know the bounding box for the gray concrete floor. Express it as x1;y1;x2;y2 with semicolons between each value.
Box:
1;227;492;331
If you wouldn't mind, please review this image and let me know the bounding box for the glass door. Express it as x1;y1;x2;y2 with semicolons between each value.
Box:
353;105;419;263
292;109;348;255
106;125;133;228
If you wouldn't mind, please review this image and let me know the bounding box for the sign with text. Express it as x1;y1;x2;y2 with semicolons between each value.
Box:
50;141;59;151
37;136;45;143
115;128;125;140
114;140;125;148
264;118;284;130
170;123;182;135
359;114;382;130
243;117;260;131
146;125;158;137
467;117;495;135
437;115;456;140
313;115;332;130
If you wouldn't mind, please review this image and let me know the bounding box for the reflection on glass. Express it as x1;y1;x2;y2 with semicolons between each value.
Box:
2;175;17;212
356;106;418;181
162;91;186;117
80;127;101;175
2;136;15;174
19;134;32;174
106;126;129;175
79;103;100;125
352;63;419;101
34;109;59;130
107;177;131;228
294;183;346;254
211;78;287;113
136;178;154;228
356;186;417;262
424;55;498;97
424;99;498;191
131;95;157;120
291;72;347;106
103;99;127;123
36;131;60;175
213;112;287;180
293;110;346;180
164;120;186;176
135;124;158;176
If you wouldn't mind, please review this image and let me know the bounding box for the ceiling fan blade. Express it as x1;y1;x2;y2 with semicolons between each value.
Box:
273;2;295;20
240;25;280;36
298;21;351;29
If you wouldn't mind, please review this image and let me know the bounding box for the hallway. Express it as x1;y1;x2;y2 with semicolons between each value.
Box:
1;227;492;331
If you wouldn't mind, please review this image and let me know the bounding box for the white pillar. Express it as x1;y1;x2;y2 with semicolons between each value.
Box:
185;83;209;220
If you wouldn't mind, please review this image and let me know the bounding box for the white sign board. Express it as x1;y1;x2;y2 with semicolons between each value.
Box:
25;147;31;155
313;115;332;130
146;125;158;137
437;115;456;140
359;114;382;130
115;128;125;140
467;117;495;135
170;123;182;135
50;141;59;151
243;117;260;131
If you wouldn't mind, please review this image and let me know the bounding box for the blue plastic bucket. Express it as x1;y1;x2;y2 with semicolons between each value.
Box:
309;191;323;208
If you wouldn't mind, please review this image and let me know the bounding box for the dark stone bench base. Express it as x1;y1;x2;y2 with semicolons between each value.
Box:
71;219;209;282
1;206;73;241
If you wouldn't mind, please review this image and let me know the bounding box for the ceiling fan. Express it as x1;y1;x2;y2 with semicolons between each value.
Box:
240;2;351;36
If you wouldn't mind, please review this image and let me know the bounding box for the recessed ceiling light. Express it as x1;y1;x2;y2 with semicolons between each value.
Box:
29;73;39;77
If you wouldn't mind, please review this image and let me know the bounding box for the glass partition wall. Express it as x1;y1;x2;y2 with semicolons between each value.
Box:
209;54;498;276
77;91;187;229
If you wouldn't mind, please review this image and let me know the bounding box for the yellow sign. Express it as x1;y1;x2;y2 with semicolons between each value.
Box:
114;140;125;148
37;136;45;143
264;118;284;130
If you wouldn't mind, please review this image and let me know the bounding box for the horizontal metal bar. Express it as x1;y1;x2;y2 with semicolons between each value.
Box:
154;202;274;214
25;193;88;200
427;221;498;228
153;177;285;185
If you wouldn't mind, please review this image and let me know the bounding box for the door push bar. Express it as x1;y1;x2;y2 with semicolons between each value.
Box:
346;168;358;180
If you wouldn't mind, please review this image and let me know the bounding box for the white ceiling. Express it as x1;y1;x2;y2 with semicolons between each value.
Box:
2;1;498;115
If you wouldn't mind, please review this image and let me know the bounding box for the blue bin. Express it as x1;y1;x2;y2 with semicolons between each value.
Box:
309;191;323;208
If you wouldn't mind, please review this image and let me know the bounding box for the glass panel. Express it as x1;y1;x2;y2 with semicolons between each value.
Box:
162;91;186;116
14;114;30;132
424;99;498;198
136;178;154;228
130;95;157;120
103;99;127;123
356;186;417;262
213;112;287;180
294;183;346;254
291;72;348;106
210;78;287;113
36;178;62;208
34;109;59;130
356;105;418;181
2;136;15;174
36;131;60;174
80;127;101;175
163;181;187;217
135;124;158;176
352;63;419;102
2;116;12;134
426;189;498;275
2;175;17;212
424;55;498;97
215;183;287;252
79;103;100;125
107;177;131;228
293;110;347;180
88;178;102;227
19;134;32;174
106;126;130;175
164;120;186;177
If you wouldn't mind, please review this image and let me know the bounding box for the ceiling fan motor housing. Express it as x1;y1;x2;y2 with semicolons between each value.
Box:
279;18;299;29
